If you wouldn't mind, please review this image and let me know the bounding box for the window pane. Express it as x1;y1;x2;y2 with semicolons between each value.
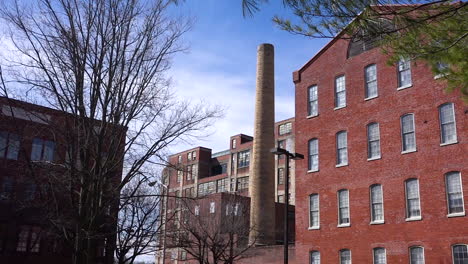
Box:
310;251;320;264
309;194;319;227
406;179;421;218
7;134;20;160
309;139;319;171
337;132;348;164
453;245;468;264
16;226;29;252
0;132;7;158
398;58;412;87
365;64;378;98
340;250;351;264
373;248;386;264
31;138;43;161
335;76;346;107
410;247;424;264
447;172;464;214
439;103;457;144
43;140;55;161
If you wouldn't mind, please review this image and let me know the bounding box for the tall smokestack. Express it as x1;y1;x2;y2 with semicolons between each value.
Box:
249;43;275;246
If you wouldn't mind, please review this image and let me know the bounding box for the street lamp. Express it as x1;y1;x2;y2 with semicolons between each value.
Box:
270;147;304;264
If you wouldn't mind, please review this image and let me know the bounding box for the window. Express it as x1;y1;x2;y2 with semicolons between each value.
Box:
335;75;346;108
338;189;350;226
367;123;381;159
0;177;14;200
409;246;424;264
217;178;228;193
336;131;348;166
237;176;249;191
373;248;386;264
237;150;250;168
177;170;182;183
452;245;468;263
234;203;241;216
230;178;236;192
279;122;292;135
226;204;232;216
401;114;416;152
186;165;192;181
308;139;319;172
405;179;421;219
340;249;351;264
209;202;215;213
194;205;200;216
435;62;449;78
439;103;457;144
446;172;465;215
192;151;196;160
398;58;412;88
309;194;319;229
198;181;216;196
187;152;192;161
232;139;236;149
365;64;378;99
177;155;182;163
308;85;318;116
310;251;320;264
278;168;285;185
370;184;384;223
278;195;284;203
16;226;41;253
0;131;20;160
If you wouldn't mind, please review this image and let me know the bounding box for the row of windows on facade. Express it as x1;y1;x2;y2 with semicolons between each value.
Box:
193;202;243;216
0;178;39;202
308;172;464;230
307;103;458;171
176;164;198;183
197;176;249;197
307;59;447;116
309;244;468;264
177;150;197;164
0;132;55;162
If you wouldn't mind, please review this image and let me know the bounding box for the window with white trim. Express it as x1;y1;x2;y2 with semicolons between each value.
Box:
446;171;464;215
367;123;381;159
409;246;424;264
452;244;468;263
308;85;318;116
401;114;416;152
308;139;319;171
309;194;319;229
405;179;421;219
278;168;285;185
340;249;351;264
370;184;384;223
398;58;412;88
365;64;378;98
310;251;320;264
279;122;292;135
373;247;386;264
338;189;350;226
439;103;457;144
336;131;348;165
335;75;346;108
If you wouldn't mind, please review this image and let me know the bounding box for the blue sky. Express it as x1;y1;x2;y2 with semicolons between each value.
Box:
168;1;329;153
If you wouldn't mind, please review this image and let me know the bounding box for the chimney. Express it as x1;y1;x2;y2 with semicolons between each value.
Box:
249;43;275;245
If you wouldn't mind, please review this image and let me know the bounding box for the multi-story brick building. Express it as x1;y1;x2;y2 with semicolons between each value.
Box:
157;118;297;263
0;97;121;264
293;26;467;263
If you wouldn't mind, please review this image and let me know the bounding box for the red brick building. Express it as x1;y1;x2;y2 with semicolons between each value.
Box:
293;29;468;263
0;97;121;264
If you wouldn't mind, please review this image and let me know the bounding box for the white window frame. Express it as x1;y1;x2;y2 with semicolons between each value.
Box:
452;244;468;264
194;205;200;216
308;138;319;172
445;171;465;217
336;131;348;166
209;202;215;214
308;85;318;117
310;251;320;264
373;247;386;264
339;249;352;264
309;194;320;229
338;189;350;227
365;64;378;99
335;75;346;109
370;184;384;224
438;103;458;145
367;123;381;160
401;114;417;153
397;58;412;89
405;178;422;221
409;246;425;264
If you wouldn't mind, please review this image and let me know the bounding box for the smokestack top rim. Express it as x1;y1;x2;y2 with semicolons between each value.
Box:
257;43;274;51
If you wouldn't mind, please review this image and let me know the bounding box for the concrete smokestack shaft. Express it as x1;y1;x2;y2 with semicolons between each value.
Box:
249;43;275;245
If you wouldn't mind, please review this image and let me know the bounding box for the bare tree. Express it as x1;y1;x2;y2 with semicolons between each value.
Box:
166;193;256;264
0;0;221;264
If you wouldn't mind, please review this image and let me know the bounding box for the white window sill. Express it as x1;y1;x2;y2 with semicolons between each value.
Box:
337;223;350;228
370;220;385;225
367;156;381;161
397;84;413;90
401;149;417;154
334;105;346;111
364;95;378;101
447;212;465;218
336;163;348;168
405;216;422;222
440;141;458;147
307;169;319;173
308;226;320;230
307;114;319;119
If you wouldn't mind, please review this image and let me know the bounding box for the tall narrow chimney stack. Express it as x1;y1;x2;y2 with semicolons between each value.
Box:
249;43;275;246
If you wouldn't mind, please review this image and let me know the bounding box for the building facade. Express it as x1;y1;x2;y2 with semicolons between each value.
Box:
293;31;468;263
157;118;296;263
